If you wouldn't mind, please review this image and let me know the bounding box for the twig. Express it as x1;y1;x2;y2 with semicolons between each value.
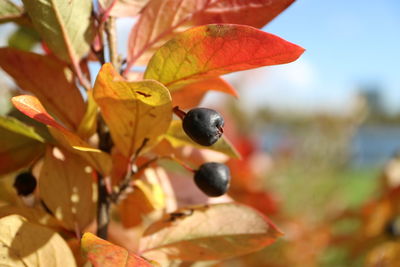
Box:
105;16;119;69
110;138;150;203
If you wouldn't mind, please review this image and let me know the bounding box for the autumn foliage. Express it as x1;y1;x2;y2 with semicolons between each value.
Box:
0;0;305;266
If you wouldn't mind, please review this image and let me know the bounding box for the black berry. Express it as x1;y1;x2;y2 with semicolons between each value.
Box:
385;217;400;238
194;162;230;197
182;108;224;146
13;172;37;196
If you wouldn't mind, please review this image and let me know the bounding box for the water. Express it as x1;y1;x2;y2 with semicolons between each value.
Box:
351;125;400;167
261;124;400;167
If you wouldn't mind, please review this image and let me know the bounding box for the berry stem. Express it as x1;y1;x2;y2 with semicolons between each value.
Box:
173;106;187;120
167;155;195;173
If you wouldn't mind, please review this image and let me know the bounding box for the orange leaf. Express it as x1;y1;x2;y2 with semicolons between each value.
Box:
194;0;295;28
144;24;305;90
81;232;153;267
366;242;400;267
0;48;85;130
11;95;111;175
140;203;283;261
39;147;96;231
172;77;237;109
93;63;172;158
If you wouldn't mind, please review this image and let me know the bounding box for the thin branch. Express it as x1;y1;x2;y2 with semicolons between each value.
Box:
133;138;149;160
110;138;150;203
105;16;119;69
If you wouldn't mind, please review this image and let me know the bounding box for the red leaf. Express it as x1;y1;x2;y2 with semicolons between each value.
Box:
144;24;304;90
0;48;86;130
81;232;153;267
126;0;210;70
125;0;295;70
194;0;295;28
172;77;237;109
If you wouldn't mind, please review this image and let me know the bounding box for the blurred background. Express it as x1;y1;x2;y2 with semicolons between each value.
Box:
1;0;400;266
216;1;400;266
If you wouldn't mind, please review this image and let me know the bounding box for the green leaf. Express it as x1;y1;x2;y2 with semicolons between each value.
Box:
22;0;94;64
0;116;45;175
144;24;304;90
140;203;283;261
0;0;24;23
93;63;172;157
7;26;40;51
0;215;76;266
163;120;240;158
39;147;96;231
0;116;44;142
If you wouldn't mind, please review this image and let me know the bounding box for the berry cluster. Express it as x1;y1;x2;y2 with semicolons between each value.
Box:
176;107;231;197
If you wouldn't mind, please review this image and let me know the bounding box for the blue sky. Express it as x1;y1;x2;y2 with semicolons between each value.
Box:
229;0;400;114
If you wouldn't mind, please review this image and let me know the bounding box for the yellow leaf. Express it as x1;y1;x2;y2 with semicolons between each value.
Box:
77;89;98;139
140;203;283;261
164;120;240;158
0;215;76;266
136;168;166;210
0;205;61;230
120;167;169;228
39;147;96;231
93;63;172;157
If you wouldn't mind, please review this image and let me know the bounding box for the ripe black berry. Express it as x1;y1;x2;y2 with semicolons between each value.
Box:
13;171;37;196
385;217;400;238
194;162;230;197
182;108;224;146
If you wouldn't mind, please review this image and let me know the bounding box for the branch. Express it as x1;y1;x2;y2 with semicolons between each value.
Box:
96;115;112;239
96;173;110;239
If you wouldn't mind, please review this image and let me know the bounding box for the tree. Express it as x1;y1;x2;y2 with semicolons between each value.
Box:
0;0;304;266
